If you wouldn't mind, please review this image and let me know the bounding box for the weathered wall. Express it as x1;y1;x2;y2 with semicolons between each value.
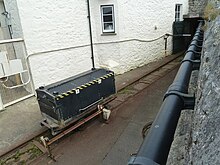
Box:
7;0;188;88
1;0;23;58
4;0;26;60
167;1;220;164
4;0;23;38
166;70;199;164
91;0;189;74
191;6;220;164
188;0;208;16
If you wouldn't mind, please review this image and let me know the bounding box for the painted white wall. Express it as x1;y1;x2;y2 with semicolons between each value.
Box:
14;0;94;88
91;0;189;74
6;0;188;88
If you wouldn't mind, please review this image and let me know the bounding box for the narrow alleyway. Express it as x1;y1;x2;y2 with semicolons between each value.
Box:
32;67;179;165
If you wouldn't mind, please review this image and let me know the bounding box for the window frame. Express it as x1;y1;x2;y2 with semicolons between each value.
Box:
101;5;115;33
175;4;183;22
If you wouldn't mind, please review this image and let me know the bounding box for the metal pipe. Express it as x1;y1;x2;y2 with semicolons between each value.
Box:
0;38;23;45
128;21;204;165
87;0;95;70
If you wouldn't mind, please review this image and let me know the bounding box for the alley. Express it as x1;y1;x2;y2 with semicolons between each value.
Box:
32;67;179;165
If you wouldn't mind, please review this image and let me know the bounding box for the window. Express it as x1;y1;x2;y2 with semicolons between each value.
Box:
101;5;115;33
175;4;182;22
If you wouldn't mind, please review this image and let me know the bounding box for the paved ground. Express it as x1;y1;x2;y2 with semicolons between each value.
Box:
32;67;179;165
0;53;182;157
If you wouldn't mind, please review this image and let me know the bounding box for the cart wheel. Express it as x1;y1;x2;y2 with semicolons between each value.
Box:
51;128;61;136
51;129;56;136
40;119;47;127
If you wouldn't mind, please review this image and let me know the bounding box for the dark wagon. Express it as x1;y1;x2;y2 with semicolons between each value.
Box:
36;68;116;135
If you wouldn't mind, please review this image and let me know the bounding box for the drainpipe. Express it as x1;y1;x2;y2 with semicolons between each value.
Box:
87;0;95;70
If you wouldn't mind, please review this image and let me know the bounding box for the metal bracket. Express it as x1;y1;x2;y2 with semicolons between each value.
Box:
189;43;203;49
181;59;201;70
185;49;201;59
164;91;195;110
193;34;203;39
40;136;56;161
185;49;201;57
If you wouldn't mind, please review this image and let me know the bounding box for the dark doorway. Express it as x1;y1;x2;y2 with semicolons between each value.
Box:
173;18;202;54
173;21;185;53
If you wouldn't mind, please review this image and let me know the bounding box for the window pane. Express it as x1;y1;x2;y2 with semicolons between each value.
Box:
176;13;180;21
104;23;113;30
103;15;113;22
177;5;180;11
103;7;112;14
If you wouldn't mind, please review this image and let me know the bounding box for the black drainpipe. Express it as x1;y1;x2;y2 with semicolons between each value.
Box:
87;0;95;70
128;21;204;165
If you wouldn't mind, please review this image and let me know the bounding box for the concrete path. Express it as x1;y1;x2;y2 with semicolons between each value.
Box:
0;53;182;157
32;66;179;165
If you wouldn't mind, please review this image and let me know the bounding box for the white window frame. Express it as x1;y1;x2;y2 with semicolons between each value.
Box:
175;4;183;22
101;5;115;33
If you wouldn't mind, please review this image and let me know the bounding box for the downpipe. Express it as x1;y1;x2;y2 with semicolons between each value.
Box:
87;0;95;70
128;21;204;165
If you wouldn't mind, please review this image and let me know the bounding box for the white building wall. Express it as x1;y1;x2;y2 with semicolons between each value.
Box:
91;0;189;73
6;0;188;88
14;0;95;88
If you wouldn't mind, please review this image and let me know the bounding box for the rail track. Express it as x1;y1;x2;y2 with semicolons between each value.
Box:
0;54;183;164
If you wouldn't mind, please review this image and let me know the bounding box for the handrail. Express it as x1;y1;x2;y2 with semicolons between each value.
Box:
0;38;23;45
128;21;204;165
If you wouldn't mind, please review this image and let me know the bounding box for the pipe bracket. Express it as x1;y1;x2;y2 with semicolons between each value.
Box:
185;49;201;59
164;91;195;110
189;43;203;48
181;59;201;70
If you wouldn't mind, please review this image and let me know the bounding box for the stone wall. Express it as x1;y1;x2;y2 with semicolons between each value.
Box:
191;2;220;164
188;0;208;16
167;1;220;164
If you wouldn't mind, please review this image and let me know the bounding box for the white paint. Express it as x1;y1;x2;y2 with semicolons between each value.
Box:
91;0;189;74
5;0;188;88
14;0;94;88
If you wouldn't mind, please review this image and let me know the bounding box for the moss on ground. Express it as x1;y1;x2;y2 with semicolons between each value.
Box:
0;144;43;165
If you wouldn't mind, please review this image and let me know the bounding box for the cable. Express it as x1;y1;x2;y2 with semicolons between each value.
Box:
94;34;167;45
26;33;170;58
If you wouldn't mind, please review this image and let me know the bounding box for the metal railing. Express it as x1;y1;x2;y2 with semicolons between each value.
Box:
0;38;34;110
128;21;204;165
